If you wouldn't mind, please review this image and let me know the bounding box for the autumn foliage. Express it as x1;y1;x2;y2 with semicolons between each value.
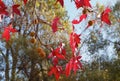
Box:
0;0;113;80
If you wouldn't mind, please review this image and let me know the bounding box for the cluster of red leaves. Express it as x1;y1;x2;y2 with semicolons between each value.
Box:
72;1;111;27
48;42;82;80
49;0;112;80
49;17;82;79
0;0;113;80
72;0;92;25
0;0;28;41
48;55;82;80
0;0;28;17
48;0;87;80
48;43;66;65
2;24;17;41
48;43;66;79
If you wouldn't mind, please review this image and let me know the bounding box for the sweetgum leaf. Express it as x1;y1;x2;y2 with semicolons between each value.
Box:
12;4;21;16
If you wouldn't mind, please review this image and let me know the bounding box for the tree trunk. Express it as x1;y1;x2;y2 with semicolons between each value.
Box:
10;47;17;81
40;64;48;81
29;60;36;81
5;49;9;81
11;58;17;81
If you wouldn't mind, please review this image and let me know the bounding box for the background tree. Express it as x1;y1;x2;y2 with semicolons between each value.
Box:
0;0;72;81
74;1;120;81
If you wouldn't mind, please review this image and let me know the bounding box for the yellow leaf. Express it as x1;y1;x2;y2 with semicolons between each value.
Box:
36;1;40;7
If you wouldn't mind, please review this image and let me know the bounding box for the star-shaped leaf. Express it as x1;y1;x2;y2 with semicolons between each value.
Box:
2;24;17;41
48;43;66;65
101;7;111;25
74;0;91;9
12;4;21;16
0;0;8;15
51;17;60;33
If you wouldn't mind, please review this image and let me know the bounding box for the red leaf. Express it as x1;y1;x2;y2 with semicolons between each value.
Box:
101;7;111;25
73;56;82;74
65;56;82;77
70;32;81;53
55;66;62;80
72;14;87;24
84;0;91;7
74;0;91;9
23;0;28;5
10;28;17;33
54;72;60;80
0;0;8;15
48;66;55;76
0;0;6;9
65;61;72;77
79;14;87;22
65;63;70;77
61;48;66;55
72;20;80;24
48;43;66;65
73;61;79;74
74;0;83;9
12;4;21;16
0;8;8;15
51;17;60;33
77;56;82;60
2;28;10;41
52;57;58;65
56;0;64;7
49;47;65;60
101;13;111;25
56;53;65;59
48;66;62;80
104;7;111;13
2;24;17;41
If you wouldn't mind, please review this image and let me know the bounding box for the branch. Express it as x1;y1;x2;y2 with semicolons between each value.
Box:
0;49;5;59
